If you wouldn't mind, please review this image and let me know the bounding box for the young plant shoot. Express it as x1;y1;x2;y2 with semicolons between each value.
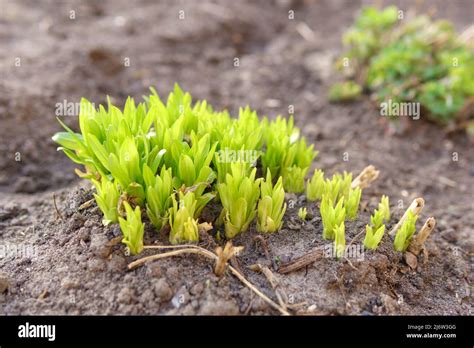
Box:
217;163;262;238
320;196;346;240
298;207;307;221
118;202;145;255
333;222;346;259
168;191;199;244
306;169;325;201
92;177;120;226
257;170;287;233
393;211;418;252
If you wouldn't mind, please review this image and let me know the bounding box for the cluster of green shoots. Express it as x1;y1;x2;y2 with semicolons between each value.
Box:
306;170;362;259
53;84;314;254
330;6;474;126
363;195;390;250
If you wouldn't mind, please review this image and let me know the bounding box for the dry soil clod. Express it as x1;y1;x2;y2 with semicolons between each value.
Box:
389;197;425;237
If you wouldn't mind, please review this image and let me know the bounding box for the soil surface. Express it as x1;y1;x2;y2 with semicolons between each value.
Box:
0;0;472;315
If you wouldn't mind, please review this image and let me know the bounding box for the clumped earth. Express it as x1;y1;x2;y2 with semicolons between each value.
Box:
0;0;472;315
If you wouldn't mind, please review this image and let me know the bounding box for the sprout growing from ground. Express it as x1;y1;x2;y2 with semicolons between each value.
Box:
168;191;199;244
334;222;346;259
298;207;307;221
320;196;346;240
306;169;325;201
394;211;418;252
119;202;145;255
217;163;262;238
257;170;286;233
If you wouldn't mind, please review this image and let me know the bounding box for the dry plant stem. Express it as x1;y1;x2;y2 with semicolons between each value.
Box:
278;248;323;274
215;242;243;277
250;263;288;311
351;165;380;190
408;217;436;256
389;197;425;237
52;192;64;220
130;244;290;315
254;235;276;270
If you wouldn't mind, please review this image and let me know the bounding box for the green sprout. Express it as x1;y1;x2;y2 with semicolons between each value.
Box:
320;196;346;240
333;222;346;259
306;169;325;201
143;165;173;230
52;84;323;252
344;187;362;220
217;163;262;238
118;202;145;255
333;5;474;126
257;170;287;233
378;195;391;222
168;191;199;244
363;207;386;250
281;165;308;194
328;81;362;102
298;207;307;221
91;177;120;226
393;211;418;252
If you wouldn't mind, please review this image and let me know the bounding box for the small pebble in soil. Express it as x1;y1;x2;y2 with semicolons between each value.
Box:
117;287;135;304
146;262;163;278
60;276;79;290
90;234;112;258
87;258;106;272
153;279;173;302
199;298;240;315
171;286;190;309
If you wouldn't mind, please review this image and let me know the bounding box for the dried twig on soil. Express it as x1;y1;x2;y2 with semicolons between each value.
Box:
254;235;277;270
250;263;288;311
408;217;436;256
278;248;323;274
52;192;64;220
129;244;290;315
215;242;243;277
351;165;380;190
389;198;425;237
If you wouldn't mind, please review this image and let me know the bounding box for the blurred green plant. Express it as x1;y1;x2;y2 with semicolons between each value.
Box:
333;5;474;126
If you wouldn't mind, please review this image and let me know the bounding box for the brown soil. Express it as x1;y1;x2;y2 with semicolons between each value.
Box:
0;0;472;315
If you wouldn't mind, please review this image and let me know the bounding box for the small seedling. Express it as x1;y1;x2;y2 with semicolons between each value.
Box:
344;187;362;220
328;81;362;102
144;165;173;230
298;207;307;221
217;163;262;238
168;191;199;244
91;177;120;226
393;211;418;252
118;202;145;255
282;165;308;194
333;222;346;259
257;170;287;233
320;196;346;240
306;169;325;201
